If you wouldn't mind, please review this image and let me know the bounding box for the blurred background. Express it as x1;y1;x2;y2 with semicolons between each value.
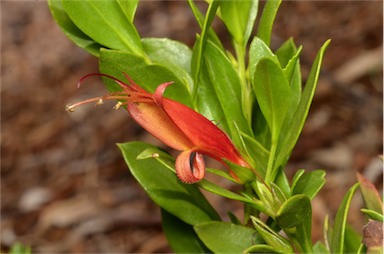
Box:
1;1;382;253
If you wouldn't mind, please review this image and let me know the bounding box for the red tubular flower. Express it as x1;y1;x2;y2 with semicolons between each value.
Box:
66;73;251;183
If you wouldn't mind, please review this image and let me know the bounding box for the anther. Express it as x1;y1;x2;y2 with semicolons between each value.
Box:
95;98;104;106
113;101;123;110
65;104;76;112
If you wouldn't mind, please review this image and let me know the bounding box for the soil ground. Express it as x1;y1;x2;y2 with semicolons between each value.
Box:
1;1;383;253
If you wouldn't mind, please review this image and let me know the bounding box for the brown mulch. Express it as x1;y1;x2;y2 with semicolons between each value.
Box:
1;1;382;253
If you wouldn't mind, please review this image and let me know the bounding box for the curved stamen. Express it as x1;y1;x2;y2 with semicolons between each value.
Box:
66;92;154;112
77;73;131;89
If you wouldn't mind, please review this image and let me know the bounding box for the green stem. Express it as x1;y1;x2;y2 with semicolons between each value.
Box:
264;137;277;185
234;41;252;126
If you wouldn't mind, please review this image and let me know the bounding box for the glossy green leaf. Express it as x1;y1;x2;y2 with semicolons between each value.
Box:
62;0;143;54
330;182;360;254
249;36;275;83
251;216;294;253
162;209;211;253
191;0;219;98
195;221;258;253
278;42;303;143
276;194;311;229
248;36;275;149
218;0;258;46
142;38;193;91
253;57;291;141
116;0;138;23
99;49;193;108
195;40;251;144
48;0;102;56
275;40;331;171
275;38;299;68
118;142;220;225
276;194;313;253
257;0;282;46
357;173;383;214
291;169;326;200
187;0;223;49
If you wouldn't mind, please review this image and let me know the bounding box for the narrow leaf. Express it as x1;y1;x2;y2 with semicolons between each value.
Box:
219;0;258;46
275;40;331;170
193;40;251;148
191;0;219;98
257;0;282;46
251;216;294;253
330;182;360;254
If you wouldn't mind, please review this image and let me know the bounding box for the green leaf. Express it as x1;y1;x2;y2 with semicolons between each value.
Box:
313;241;330;254
251;216;294;253
279;44;303;141
116;0;138;23
191;0;219;98
118;142;220;225
218;0;258;46
361;209;384;222
275;38;298;67
244;244;285;254
142;38;193;91
275;40;331;170
239;130;269;175
62;0;143;54
198;180;253;204
276;194;311;228
195;221;258;253
291;169;326;200
162;209;211;253
257;0;282;46
187;0;223;49
48;0;102;57
99;49;193;108
253;57;291;141
249;36;275;83
274;168;291;198
195;40;251;144
344;225;363;254
330;182;360;254
276;194;313;253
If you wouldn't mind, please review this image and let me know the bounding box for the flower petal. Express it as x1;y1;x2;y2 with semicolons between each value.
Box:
128;102;193;151
164;99;248;166
175;149;205;184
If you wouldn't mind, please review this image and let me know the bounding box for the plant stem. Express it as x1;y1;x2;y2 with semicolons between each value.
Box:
234;41;252;126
